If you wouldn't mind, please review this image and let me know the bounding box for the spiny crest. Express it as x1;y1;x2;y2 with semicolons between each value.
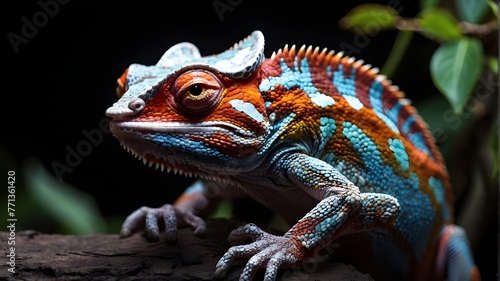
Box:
271;43;405;98
269;41;441;163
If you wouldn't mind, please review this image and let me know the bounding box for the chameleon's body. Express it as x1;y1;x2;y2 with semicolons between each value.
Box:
106;31;479;280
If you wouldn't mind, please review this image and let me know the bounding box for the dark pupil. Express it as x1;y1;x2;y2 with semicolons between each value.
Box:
189;85;203;96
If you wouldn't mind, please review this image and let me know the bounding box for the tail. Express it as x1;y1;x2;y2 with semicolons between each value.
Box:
434;225;481;281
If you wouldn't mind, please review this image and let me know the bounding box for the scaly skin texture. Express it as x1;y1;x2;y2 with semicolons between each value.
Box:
106;31;480;281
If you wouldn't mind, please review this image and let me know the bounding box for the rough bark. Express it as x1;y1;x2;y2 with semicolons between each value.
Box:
0;218;372;281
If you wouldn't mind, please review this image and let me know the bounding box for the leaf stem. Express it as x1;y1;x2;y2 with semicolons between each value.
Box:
381;30;414;77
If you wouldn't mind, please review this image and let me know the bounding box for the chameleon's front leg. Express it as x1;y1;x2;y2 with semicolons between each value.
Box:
215;153;400;281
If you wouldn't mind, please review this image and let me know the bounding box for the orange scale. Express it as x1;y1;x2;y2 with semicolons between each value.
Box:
134;116;148;122
218;103;232;110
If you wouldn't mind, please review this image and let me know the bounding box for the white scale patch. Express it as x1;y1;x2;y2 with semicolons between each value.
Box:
344;95;364;110
310;92;335;107
229;99;264;123
330;64;363;111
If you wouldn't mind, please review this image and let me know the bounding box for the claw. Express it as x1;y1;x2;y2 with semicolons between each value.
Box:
228;223;265;244
240;246;276;281
215;223;304;281
120;204;207;243
214;267;226;280
145;211;161;241
194;225;208;237
162;204;177;243
264;252;285;280
120;206;148;238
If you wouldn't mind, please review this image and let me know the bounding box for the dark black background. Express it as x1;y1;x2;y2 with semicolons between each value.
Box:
2;1;495;279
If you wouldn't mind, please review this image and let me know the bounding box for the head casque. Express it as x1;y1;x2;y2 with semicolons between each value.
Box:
105;31;272;178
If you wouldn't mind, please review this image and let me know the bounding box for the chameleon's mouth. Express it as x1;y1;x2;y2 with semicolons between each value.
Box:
108;120;244;182
117;140;234;184
110;121;241;133
118;140;203;176
110;120;255;137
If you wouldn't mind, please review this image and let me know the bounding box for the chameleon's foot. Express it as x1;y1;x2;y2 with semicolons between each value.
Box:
120;204;207;243
214;223;304;281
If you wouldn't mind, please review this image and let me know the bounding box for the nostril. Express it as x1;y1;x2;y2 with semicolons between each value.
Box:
128;98;145;112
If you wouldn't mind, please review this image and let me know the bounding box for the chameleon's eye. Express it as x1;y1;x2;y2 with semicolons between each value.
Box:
173;70;223;115
188;85;203;96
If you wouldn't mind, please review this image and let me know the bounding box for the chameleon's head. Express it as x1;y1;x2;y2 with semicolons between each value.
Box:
106;31;271;177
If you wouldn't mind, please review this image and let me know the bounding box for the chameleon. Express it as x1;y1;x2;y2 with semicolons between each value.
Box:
105;30;480;281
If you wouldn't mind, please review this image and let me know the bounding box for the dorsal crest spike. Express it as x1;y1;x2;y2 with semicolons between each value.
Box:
305;45;314;57
315;47;328;61
289;45;297;57
334;51;344;60
274;48;284;59
400;98;412;105
298;45;307;57
376;74;388;82
362;64;372;71
325;50;335;62
312;46;320;56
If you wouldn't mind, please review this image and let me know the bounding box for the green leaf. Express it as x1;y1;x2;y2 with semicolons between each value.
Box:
457;0;489;23
488;0;498;17
417;9;462;41
488;56;499;74
23;158;107;234
421;0;440;10
381;30;414;77
339;4;398;32
430;37;484;114
210;199;232;219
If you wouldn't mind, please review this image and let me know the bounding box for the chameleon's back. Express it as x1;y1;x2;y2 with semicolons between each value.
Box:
258;45;455;277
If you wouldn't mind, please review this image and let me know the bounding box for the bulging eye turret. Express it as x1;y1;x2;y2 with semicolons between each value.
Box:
172;70;224;116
